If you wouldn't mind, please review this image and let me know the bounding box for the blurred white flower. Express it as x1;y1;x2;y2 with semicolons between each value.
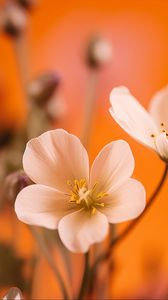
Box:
109;86;168;162
15;129;145;253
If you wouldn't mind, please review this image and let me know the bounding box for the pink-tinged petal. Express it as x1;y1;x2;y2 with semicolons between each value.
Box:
23;129;89;192
2;287;23;300
149;85;168;132
109;86;158;149
154;133;168;163
90;140;134;193
58;210;109;253
15;184;74;229
100;179;146;223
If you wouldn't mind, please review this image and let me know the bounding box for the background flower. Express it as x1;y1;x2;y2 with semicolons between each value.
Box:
109;86;168;162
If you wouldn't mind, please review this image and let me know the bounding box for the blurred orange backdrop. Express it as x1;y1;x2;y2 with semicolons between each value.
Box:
1;0;168;298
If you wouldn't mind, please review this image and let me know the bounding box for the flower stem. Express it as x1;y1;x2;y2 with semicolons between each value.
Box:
89;164;168;292
13;32;30;110
30;226;70;300
81;70;99;149
77;252;90;300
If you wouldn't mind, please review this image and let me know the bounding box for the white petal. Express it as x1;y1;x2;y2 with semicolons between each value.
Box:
109;86;158;149
99;178;146;223
90;140;134;193
23;129;89;192
58;210;109;253
3;288;23;300
154;133;168;162
15;184;74;229
149;85;168;132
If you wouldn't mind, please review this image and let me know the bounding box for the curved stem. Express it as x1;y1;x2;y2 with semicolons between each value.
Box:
30;226;70;300
77;252;90;300
89;164;168;291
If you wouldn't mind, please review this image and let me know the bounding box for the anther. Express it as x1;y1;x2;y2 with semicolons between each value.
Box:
150;134;155;138
91;207;96;215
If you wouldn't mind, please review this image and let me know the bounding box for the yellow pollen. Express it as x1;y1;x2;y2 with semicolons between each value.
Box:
67;179;107;213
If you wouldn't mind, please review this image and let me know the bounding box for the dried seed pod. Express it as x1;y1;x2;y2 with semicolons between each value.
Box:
86;36;112;69
28;73;61;106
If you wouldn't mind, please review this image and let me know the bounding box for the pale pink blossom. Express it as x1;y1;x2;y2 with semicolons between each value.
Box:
109;86;168;162
15;129;145;253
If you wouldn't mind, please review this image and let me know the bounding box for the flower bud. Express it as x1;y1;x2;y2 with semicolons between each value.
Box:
15;0;37;11
46;96;67;121
4;170;33;205
0;3;27;37
28;73;60;106
86;37;112;69
2;287;23;300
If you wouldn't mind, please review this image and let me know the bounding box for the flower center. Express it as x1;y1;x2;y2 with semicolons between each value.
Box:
67;179;108;214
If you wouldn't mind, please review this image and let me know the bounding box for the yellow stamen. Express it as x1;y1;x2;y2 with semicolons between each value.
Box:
91;207;96;215
67;179;107;213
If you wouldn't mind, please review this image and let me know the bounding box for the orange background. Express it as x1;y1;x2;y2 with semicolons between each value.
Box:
1;0;168;298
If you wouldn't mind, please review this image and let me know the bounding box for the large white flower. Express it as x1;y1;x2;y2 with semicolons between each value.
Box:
15;129;145;253
109;86;168;162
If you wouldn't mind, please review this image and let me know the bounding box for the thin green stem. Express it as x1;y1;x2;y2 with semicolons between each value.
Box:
77;252;90;300
89;164;168;293
30;226;70;300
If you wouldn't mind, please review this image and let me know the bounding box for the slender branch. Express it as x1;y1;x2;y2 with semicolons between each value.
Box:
89;164;168;291
77;252;90;300
30;226;70;300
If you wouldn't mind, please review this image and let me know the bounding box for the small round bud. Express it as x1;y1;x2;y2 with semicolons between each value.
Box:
15;0;37;11
46;96;67;121
86;37;112;69
4;170;33;205
28;73;61;106
0;3;27;37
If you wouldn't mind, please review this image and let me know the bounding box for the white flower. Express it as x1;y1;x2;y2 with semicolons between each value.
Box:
15;129;145;253
109;86;168;162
